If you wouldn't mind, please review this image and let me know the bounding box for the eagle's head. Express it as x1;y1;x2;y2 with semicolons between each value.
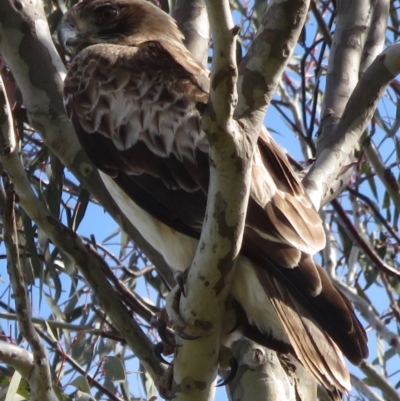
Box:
58;0;184;56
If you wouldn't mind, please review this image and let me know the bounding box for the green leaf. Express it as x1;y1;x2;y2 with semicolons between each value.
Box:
44;320;59;343
26;146;49;178
394;174;400;228
104;356;126;383
355;282;380;315
337;222;352;257
382;190;391;210
98;338;114;359
47;247;63;304
140;363;157;401
372;347;397;365
59;250;76;276
53;384;72;401
388;275;400;295
72;189;90;232
21;210;42;278
366;174;379;201
119;230;130;259
65;205;73;230
361;260;379;291
395;136;400;164
70;376;90;393
43;155;64;218
71;337;91;365
377;335;385;370
75;391;94;401
375;232;387;260
16;378;30;400
5;371;21;401
102;227;121;243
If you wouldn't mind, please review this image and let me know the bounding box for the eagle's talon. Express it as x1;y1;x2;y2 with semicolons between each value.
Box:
157;310;179;347
158;286;199;346
216;356;239;387
164;285;202;340
164;285;186;329
153;342;173;365
158;386;176;400
158;367;175;400
173;270;187;297
175;329;200;341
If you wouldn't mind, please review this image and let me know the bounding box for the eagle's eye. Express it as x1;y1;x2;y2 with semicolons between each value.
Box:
94;5;119;23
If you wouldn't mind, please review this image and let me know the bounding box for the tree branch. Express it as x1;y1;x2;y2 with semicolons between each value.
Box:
350;374;385;401
0;342;34;378
235;0;311;131
321;0;373;123
305;1;389;206
362;136;400;212
359;0;389;73
304;42;400;208
0;74;166;386
332;199;400;277
173;0;210;66
359;360;400;401
329;279;400;356
226;340;316;401
0;76;58;401
171;2;243;400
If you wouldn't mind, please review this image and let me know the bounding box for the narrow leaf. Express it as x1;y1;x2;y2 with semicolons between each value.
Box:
5;371;21;401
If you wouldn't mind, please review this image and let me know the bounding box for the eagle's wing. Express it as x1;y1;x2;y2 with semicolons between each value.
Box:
64;40;324;256
64;40;367;397
65;41;210;237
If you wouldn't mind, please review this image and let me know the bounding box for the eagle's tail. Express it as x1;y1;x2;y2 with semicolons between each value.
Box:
231;256;368;396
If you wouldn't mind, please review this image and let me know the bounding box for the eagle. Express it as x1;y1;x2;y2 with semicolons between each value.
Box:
58;0;368;398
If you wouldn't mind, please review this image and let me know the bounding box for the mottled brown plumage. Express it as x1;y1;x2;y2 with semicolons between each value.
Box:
59;1;368;398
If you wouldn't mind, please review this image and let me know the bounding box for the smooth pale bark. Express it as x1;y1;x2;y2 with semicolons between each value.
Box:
225;340;316;401
304;42;400;209
321;0;373;121
304;0;390;208
171;1;315;401
235;0;311;131
172;1;242;399
173;0;210;66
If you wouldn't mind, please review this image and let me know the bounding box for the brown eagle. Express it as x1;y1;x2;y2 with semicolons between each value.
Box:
58;0;368;398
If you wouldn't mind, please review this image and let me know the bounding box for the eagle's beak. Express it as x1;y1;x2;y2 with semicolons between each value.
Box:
58;21;80;54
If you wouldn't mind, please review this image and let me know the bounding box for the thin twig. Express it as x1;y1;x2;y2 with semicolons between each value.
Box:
332;199;400;277
0;74;58;401
347;187;400;245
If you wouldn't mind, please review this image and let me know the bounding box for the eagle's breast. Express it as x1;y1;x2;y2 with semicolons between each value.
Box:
65;44;209;164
